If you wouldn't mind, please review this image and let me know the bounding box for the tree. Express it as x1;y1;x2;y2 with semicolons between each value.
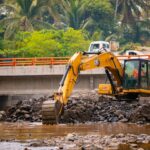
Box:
86;0;115;38
42;0;62;24
133;19;150;45
61;28;90;55
55;0;92;29
0;0;52;39
0;28;90;57
115;0;149;25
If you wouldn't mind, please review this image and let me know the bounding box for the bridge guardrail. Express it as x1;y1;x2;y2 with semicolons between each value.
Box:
0;57;69;66
0;55;149;66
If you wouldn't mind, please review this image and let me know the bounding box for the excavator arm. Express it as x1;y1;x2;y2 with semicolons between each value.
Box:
42;51;124;124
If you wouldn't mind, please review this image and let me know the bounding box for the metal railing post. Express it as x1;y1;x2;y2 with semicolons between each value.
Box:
13;58;16;66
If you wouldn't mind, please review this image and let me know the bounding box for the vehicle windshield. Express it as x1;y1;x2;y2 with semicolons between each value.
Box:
124;60;139;89
90;44;99;52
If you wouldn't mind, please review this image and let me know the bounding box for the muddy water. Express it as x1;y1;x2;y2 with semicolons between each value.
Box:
0;122;149;140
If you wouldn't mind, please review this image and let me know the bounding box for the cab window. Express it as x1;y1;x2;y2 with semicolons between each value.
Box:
90;44;99;52
124;60;139;89
140;61;148;89
103;44;107;49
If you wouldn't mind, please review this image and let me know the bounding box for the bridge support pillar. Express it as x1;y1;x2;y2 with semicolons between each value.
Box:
0;96;12;110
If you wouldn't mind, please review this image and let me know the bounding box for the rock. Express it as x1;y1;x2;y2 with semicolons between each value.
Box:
116;133;124;138
138;148;144;150
65;133;77;141
63;144;76;150
1;92;150;124
0;111;6;115
0;111;6;121
114;110;122;116
0;114;3;121
143;140;149;144
25;114;30;119
24;148;31;150
130;143;138;148
29;140;48;147
118;114;124;120
130;103;150;122
119;118;128;122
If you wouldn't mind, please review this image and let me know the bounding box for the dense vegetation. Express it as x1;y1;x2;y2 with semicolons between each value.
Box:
0;0;149;57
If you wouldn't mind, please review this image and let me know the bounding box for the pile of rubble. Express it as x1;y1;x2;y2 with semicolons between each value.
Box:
61;93;150;124
4;97;45;122
0;93;150;123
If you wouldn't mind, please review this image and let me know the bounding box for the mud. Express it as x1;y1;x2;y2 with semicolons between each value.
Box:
0;92;150;124
0;122;150;150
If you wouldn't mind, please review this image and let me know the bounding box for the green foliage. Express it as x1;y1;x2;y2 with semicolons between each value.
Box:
58;0;91;29
116;0;149;25
1;28;90;57
0;0;149;57
86;0;115;37
0;40;3;49
120;42;141;51
0;0;53;39
62;28;90;55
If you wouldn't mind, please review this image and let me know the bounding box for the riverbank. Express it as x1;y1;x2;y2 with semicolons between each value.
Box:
0;122;150;150
1;92;150;124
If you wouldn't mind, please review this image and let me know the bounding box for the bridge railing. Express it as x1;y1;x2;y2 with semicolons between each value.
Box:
117;55;150;60
0;57;69;66
0;55;149;66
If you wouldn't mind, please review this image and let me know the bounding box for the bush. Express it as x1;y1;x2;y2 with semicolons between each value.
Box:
1;28;91;57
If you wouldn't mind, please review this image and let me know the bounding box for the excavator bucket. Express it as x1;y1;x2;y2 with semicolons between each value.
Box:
42;100;63;124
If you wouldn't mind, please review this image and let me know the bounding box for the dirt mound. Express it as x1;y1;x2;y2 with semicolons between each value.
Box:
1;93;150;123
61;94;150;124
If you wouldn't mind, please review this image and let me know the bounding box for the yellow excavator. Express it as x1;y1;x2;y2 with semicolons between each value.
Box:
42;50;150;124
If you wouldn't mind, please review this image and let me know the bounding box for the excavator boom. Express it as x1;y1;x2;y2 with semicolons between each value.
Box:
42;51;124;124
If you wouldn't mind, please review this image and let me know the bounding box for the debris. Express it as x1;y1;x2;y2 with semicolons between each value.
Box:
2;93;150;123
0;111;6;121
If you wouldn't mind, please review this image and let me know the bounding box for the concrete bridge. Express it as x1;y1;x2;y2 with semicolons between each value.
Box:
0;55;149;108
0;65;105;108
0;65;105;95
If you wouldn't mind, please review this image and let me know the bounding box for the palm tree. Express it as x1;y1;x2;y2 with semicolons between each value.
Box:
42;0;62;23
57;0;92;29
133;19;150;44
0;0;52;39
116;0;149;25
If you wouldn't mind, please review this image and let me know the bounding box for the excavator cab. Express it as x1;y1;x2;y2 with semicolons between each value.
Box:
123;59;150;90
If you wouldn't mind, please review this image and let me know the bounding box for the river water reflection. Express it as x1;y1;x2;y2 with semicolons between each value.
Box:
0;122;149;140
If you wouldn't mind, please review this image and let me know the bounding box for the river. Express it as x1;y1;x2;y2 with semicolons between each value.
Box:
0;122;149;150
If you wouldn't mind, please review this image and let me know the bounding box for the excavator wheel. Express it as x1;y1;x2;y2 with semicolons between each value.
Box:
42;100;63;125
